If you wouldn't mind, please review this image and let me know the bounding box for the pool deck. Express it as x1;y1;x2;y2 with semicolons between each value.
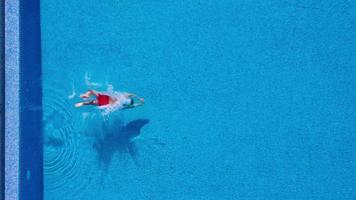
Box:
5;0;19;199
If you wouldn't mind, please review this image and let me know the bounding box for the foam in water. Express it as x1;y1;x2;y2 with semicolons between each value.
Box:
84;72;102;88
97;87;127;116
67;83;76;99
81;73;128;116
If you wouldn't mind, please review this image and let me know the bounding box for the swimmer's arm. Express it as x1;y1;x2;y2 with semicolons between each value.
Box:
124;98;145;109
125;93;137;98
134;101;145;107
127;103;144;109
135;98;145;107
125;93;144;101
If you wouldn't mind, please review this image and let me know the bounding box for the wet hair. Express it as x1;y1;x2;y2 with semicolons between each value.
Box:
130;98;134;105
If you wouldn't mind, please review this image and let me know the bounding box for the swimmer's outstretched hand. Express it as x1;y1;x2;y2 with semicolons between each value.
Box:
140;98;145;104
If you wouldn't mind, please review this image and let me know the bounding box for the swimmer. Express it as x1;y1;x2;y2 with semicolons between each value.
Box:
74;90;145;109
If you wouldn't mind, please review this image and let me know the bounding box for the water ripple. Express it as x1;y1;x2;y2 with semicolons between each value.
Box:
43;84;94;198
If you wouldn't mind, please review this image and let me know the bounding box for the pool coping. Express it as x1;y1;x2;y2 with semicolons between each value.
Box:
1;0;4;199
5;0;19;199
5;0;19;200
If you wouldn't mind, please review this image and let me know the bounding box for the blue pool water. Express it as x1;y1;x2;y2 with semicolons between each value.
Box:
40;0;356;199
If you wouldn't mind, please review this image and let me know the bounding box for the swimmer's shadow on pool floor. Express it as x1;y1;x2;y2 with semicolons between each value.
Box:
91;118;158;171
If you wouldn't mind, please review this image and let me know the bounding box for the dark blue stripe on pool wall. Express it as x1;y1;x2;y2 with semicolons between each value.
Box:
19;0;43;199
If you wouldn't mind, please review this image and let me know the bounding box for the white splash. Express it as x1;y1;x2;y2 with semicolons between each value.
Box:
97;85;128;116
81;76;127;116
68;83;76;99
85;72;102;88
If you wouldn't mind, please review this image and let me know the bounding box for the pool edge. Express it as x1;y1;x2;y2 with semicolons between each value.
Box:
4;0;19;200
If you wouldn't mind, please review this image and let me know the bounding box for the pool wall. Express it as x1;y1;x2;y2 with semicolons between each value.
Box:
5;0;42;199
19;0;42;199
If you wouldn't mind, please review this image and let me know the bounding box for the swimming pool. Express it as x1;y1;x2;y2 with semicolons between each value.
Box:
5;0;356;199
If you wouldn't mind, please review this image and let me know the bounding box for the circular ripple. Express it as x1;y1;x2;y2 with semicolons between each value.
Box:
43;82;95;198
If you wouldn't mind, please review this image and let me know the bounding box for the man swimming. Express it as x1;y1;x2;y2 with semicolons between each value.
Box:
74;90;145;109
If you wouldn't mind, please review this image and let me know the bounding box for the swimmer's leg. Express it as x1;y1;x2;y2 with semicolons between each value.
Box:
80;90;99;98
75;100;98;108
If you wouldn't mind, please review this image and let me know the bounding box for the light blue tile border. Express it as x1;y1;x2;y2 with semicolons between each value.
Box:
5;0;19;199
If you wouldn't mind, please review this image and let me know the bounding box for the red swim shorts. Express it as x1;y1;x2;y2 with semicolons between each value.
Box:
97;94;110;106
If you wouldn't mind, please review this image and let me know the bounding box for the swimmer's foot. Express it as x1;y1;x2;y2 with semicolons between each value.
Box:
75;102;84;108
80;91;91;99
